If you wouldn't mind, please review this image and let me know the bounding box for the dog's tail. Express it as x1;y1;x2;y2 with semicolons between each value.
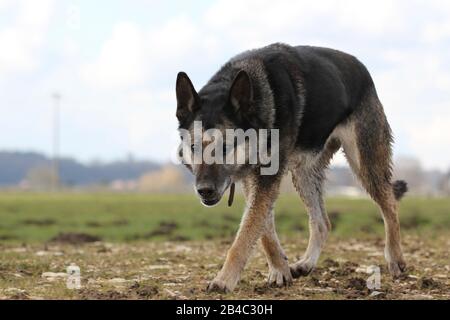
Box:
393;180;408;200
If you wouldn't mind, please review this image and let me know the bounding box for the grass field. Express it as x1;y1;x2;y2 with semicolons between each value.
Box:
0;193;449;242
0;193;449;300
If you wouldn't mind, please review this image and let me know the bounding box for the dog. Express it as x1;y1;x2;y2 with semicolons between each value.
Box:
175;43;407;293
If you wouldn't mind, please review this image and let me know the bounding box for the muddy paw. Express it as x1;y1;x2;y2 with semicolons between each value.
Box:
268;265;293;287
388;260;407;278
290;260;315;279
206;279;232;293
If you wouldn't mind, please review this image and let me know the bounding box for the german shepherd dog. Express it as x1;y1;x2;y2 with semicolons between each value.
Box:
175;43;407;293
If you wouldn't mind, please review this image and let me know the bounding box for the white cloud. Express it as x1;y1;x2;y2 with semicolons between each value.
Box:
204;0;405;49
81;22;148;89
422;20;450;43
81;0;413;91
0;0;13;11
407;115;450;170
126;89;178;161
81;16;200;90
0;0;54;75
372;47;450;171
148;15;198;60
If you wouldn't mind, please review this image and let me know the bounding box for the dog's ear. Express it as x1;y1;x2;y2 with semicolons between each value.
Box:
229;70;253;114
176;72;199;122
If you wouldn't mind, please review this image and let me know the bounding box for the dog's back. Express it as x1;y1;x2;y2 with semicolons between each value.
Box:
206;43;377;151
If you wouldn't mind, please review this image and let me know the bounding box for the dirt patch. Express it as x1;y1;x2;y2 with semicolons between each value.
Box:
86;219;129;228
111;219;129;226
346;277;367;291
22;219;56;226
291;223;305;232
130;282;159;299
253;284;275;295
169;235;190;242
50;233;101;244
145;221;179;238
0;235;16;241
125;221;181;241
79;289;129;300
86;221;102;228
195;220;211;228
327;261;359;277
342;261;359;270
323;258;340;268
305;276;323;287
359;224;376;234
402;212;430;230
222;213;239;223
7;291;30;300
417;277;442;290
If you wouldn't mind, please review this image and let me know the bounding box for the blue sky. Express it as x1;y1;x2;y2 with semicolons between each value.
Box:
0;0;449;170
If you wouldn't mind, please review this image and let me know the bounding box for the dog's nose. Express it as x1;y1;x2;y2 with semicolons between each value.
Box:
197;187;215;199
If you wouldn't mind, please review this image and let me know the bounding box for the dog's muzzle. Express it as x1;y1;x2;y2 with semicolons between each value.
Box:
196;180;233;207
197;187;221;207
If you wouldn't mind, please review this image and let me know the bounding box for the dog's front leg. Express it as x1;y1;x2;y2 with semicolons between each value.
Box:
261;210;293;287
207;179;280;293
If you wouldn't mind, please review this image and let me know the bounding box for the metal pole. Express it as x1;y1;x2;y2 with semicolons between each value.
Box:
52;93;61;192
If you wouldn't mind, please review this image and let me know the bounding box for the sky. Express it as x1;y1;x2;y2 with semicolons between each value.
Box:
0;0;449;170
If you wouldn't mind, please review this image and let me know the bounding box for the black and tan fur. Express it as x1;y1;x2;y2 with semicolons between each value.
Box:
175;43;407;293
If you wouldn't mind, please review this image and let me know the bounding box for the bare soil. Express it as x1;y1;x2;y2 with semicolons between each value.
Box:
0;235;448;300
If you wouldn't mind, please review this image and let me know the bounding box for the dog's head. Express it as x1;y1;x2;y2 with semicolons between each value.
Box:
175;70;259;207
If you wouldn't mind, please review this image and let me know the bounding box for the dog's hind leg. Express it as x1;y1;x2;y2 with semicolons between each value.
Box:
290;140;340;278
339;91;406;277
207;175;282;293
243;178;292;287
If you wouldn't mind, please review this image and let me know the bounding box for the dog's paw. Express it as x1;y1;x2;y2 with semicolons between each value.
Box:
268;265;293;287
290;259;315;279
206;278;234;293
388;260;406;278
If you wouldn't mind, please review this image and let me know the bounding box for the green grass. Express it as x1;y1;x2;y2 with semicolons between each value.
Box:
0;193;448;243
